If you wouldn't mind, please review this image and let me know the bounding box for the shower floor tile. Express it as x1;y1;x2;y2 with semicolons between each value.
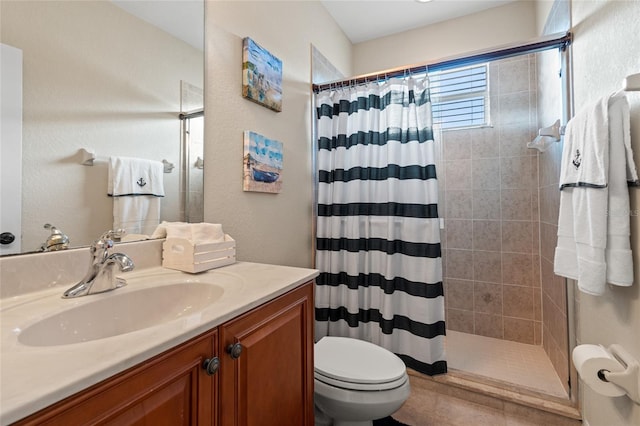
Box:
446;330;568;398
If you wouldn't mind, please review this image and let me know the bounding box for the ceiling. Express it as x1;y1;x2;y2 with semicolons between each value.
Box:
111;0;204;51
110;0;519;50
320;0;519;44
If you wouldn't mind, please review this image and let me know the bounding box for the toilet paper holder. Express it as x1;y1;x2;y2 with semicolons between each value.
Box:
598;344;640;405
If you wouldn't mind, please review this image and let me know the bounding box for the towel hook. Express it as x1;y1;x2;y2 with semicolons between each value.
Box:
79;148;96;166
162;159;174;173
538;119;565;140
194;157;204;169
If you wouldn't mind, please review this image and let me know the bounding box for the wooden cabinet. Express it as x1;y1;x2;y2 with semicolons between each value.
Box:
219;282;314;426
15;330;217;426
14;282;313;426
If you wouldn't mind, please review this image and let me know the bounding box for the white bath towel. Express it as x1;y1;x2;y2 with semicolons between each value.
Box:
108;156;165;236
605;95;636;286
112;197;161;236
554;94;637;295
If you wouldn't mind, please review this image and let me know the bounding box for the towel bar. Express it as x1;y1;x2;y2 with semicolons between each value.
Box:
79;149;174;173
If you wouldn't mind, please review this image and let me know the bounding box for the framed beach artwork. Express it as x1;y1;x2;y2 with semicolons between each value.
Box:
242;37;283;112
243;131;283;193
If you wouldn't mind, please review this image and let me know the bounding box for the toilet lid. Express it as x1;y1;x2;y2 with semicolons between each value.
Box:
314;337;407;388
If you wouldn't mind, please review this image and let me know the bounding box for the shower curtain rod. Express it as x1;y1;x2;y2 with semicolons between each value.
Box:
312;31;572;93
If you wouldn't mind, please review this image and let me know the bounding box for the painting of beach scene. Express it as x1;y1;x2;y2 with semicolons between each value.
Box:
242;37;283;112
243;131;283;193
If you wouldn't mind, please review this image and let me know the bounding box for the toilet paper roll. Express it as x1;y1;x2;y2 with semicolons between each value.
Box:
572;344;626;397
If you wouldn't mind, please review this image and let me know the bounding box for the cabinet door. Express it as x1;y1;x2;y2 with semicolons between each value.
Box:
15;330;218;426
219;282;314;426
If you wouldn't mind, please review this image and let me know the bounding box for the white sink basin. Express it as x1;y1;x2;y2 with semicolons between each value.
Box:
17;282;225;346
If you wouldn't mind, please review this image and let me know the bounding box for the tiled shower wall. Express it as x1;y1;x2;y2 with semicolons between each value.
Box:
441;54;542;345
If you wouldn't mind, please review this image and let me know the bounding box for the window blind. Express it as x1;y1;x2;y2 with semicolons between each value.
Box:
429;64;488;130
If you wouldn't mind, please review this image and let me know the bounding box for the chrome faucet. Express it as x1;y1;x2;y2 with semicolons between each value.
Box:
40;223;70;252
62;230;134;299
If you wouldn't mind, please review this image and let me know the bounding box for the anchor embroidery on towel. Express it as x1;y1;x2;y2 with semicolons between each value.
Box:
572;149;582;169
136;178;147;187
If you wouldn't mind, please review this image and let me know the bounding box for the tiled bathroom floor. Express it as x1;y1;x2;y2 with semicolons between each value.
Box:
392;372;581;426
389;331;579;426
446;330;568;398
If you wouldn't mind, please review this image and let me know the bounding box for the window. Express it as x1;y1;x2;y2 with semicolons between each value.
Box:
428;64;489;130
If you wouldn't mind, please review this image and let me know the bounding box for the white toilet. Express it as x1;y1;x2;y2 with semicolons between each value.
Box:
314;336;411;426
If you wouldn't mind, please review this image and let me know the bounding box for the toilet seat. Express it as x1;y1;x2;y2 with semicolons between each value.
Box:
314;336;408;391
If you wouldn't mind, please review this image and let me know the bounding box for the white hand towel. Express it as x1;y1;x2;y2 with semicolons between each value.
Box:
108;156;165;197
109;156;165;236
559;96;610;189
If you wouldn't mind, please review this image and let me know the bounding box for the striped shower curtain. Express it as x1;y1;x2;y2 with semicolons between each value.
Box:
314;75;446;376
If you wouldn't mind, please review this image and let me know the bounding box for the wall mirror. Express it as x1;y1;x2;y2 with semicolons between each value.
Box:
0;0;204;256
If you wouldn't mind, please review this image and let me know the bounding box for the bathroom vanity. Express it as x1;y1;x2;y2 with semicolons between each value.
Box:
0;256;318;425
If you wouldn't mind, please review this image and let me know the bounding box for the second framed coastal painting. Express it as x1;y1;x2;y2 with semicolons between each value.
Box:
242;37;283;112
243;131;283;193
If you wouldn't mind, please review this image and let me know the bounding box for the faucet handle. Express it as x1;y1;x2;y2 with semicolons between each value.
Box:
99;229;126;241
94;229;127;247
41;224;70;252
90;230;118;254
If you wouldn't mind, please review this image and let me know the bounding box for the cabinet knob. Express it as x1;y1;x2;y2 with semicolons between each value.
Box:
226;342;243;359
202;357;220;375
0;232;15;245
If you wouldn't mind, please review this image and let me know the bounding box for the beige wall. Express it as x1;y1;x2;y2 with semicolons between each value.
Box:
352;1;537;76
535;1;555;35
203;1;352;267
571;1;640;424
0;1;202;251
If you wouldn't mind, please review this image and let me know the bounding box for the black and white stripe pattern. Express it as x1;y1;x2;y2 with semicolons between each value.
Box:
315;76;446;376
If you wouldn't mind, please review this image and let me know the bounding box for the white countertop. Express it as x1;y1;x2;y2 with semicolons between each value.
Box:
0;261;318;425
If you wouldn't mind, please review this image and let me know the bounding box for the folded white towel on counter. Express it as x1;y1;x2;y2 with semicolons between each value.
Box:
554;93;637;295
108;156;165;197
165;223;193;240
191;223;224;245
151;221;226;245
